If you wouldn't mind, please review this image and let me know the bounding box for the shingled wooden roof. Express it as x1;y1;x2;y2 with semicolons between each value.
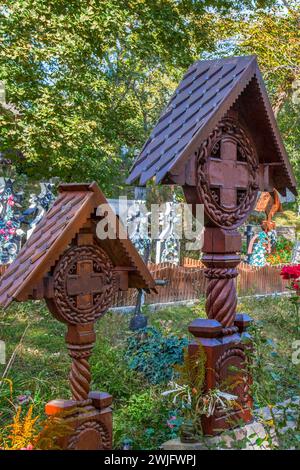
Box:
127;55;296;194
0;182;155;308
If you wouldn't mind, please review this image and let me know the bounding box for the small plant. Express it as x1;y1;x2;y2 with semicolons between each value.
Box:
191;301;206;318
163;346;238;443
0;405;38;450
0;405;72;450
125;327;188;385
114;390;176;449
267;236;293;265
0;379;72;450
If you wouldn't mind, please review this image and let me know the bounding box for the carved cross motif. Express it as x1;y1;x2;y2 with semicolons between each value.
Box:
208;139;249;209
66;260;104;309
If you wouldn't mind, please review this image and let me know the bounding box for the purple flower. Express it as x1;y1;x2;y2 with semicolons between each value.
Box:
16;395;31;405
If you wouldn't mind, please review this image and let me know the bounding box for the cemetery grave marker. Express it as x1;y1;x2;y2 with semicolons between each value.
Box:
0;182;156;449
248;189;282;266
127;55;297;435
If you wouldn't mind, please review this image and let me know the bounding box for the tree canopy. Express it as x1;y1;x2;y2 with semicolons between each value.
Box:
0;1;299;196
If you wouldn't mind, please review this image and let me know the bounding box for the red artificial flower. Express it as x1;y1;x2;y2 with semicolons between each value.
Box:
280;265;300;280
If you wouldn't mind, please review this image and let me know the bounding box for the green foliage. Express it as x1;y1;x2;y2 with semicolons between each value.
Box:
274;210;300;235
91;337;145;401
125;326;188;385
243;296;299;408
191;301;206;319
1;298;299;449
0;1;209;191
114;389;177;450
0;0;281;194
174;346;206;396
213;2;300;192
266;235;293;265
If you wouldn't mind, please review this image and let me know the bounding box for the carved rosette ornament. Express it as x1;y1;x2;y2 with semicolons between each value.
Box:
196;118;259;229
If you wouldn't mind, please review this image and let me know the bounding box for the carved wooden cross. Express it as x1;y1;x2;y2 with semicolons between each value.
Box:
67;260;105;309
208;139;249;209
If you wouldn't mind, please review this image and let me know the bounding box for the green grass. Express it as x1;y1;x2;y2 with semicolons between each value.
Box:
274;210;300;235
0;296;299;449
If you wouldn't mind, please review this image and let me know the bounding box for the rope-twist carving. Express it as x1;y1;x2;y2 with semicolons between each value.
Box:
69;354;92;401
67;420;111;450
204;268;238;280
205;268;238;327
68;346;93;401
214;347;250;418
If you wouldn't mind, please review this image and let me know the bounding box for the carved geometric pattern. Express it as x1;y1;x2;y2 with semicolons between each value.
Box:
197;118;259;228
67;420;111;450
52;245;117;324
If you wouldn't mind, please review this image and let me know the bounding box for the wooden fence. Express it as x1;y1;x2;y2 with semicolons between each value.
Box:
111;259;287;307
0;259;288;307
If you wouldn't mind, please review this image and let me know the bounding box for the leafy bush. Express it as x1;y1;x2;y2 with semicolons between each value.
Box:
125;327;188;385
266;235;293;265
114;390;178;450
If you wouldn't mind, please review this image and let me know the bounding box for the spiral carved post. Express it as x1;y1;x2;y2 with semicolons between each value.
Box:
188;226;253;435
205;268;238;328
202;227;241;316
66;324;95;402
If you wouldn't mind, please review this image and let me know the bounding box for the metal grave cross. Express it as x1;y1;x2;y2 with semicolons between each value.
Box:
208;139;249;209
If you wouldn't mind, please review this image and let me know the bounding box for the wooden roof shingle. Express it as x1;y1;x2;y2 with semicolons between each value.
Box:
0;182;155;308
127;55;296;194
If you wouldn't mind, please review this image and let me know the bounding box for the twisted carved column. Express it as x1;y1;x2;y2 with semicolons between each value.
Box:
204;267;238;328
202;227;241;334
66;323;95;402
68;347;92;401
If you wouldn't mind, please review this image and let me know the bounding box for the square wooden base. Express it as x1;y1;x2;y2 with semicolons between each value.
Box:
188;314;253;436
45;391;112;450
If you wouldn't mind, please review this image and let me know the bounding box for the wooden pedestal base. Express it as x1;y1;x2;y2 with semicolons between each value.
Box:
188;314;253;436
45;392;113;450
